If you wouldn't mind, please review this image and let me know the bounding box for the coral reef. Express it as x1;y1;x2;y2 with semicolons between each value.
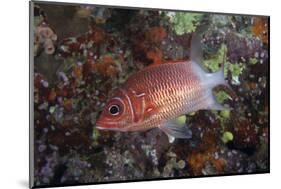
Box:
32;3;269;187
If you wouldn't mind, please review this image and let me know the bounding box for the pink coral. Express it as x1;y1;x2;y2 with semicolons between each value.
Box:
34;22;57;55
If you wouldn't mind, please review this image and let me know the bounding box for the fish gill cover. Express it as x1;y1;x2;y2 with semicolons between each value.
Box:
32;2;269;187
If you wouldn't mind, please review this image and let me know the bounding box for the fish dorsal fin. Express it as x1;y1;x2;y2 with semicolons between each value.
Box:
190;32;204;64
159;119;192;143
190;25;210;72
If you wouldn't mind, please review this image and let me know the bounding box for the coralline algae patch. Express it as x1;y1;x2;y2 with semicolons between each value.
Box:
33;3;269;186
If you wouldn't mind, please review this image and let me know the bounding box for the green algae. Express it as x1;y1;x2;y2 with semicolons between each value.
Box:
203;44;245;83
188;112;196;116
203;44;227;72
168;12;203;35
249;57;258;65
221;131;234;143
92;128;100;146
215;91;231;104
49;106;56;114
227;63;245;78
176;115;187;125
220;109;231;119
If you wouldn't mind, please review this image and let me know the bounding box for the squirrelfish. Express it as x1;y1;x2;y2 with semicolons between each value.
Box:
96;35;230;142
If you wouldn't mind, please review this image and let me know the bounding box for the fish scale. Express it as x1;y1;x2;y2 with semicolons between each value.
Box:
123;61;205;130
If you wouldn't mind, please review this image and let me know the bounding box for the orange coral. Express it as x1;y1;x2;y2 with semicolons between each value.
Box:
252;17;268;44
212;159;226;172
92;55;120;77
188;152;209;175
144;27;167;64
131;26;168;65
55;86;68;97
82;60;94;78
72;65;83;78
63;98;73;112
47;88;57;102
145;26;167;43
187;132;226;175
88;27;105;44
146;48;163;64
188;151;226;175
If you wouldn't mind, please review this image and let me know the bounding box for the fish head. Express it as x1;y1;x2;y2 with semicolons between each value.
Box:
96;89;134;131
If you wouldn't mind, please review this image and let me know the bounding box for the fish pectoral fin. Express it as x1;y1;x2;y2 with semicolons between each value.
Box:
159;119;192;143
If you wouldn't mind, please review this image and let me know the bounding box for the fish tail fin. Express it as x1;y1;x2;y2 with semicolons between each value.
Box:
190;28;231;90
205;46;231;89
204;47;234;110
206;66;229;88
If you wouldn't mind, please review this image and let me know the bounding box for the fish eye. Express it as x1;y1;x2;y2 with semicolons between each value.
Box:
108;105;120;115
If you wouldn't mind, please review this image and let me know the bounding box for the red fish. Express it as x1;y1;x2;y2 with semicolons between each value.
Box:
96;35;229;142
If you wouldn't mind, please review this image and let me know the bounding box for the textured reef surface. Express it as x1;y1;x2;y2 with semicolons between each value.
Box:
32;3;269;187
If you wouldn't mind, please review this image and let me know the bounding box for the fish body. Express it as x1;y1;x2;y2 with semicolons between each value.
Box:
96;59;228;140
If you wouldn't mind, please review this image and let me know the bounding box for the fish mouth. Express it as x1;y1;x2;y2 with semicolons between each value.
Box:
95;125;124;131
95;120;119;131
95;125;107;130
95;120;127;131
95;121;107;130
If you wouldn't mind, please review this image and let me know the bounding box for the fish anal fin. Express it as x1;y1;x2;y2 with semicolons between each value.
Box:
159;119;192;143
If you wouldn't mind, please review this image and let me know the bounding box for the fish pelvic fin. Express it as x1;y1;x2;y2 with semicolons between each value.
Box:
159;119;192;143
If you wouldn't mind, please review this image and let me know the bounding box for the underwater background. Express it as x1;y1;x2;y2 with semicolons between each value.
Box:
32;2;269;187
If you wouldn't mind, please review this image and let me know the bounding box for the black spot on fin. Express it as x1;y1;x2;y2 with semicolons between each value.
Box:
159;119;192;143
